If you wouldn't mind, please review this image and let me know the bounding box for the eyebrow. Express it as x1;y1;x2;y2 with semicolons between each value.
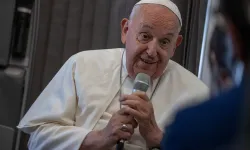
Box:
140;23;175;37
164;33;174;37
141;24;154;29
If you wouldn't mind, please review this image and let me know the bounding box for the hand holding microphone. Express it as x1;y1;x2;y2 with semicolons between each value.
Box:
96;108;137;149
116;73;150;150
81;73;161;150
119;73;163;149
95;73;149;150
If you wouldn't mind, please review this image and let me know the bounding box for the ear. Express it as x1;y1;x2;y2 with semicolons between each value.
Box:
171;35;183;56
121;18;129;44
176;35;183;47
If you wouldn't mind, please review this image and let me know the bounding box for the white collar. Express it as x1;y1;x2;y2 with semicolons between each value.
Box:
122;50;128;74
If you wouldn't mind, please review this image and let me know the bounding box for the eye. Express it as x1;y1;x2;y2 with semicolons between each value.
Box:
160;39;170;46
138;32;152;42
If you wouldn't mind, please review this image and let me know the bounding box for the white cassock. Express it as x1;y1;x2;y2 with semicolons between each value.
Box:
18;48;209;150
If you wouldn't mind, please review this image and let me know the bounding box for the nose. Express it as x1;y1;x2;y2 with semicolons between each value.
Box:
147;39;158;57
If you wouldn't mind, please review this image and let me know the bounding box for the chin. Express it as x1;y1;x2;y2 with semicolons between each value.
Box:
129;66;158;79
134;70;154;78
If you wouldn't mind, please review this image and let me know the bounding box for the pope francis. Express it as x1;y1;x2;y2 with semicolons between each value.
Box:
18;0;209;150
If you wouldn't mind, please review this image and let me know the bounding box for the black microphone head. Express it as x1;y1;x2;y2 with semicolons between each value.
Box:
133;73;150;93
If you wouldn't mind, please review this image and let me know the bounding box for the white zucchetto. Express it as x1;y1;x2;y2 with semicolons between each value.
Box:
135;0;182;26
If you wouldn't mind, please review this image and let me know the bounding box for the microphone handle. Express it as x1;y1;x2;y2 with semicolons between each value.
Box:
116;87;147;150
116;91;137;150
116;139;125;150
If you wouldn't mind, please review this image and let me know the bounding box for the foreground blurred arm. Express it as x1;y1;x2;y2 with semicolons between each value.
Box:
161;85;244;150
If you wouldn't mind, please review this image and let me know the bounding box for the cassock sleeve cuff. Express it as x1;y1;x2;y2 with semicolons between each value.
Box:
17;124;92;150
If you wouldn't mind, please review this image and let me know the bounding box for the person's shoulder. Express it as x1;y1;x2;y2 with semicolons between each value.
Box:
166;60;209;99
162;85;244;149
174;85;244;135
167;60;206;87
56;48;124;73
63;48;124;63
64;48;124;75
178;85;243;117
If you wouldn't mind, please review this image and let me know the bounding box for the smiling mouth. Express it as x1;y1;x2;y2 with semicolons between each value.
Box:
140;58;157;64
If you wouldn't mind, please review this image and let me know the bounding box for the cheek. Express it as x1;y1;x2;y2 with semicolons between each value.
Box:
155;50;171;71
159;50;170;62
131;46;148;61
169;43;177;56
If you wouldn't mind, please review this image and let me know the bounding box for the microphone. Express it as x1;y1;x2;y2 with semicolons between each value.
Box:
132;73;150;93
116;73;150;150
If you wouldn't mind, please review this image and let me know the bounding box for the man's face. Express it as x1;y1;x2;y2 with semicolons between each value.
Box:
121;4;182;79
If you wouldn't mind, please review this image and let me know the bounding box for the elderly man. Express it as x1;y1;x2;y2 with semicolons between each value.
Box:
18;0;208;149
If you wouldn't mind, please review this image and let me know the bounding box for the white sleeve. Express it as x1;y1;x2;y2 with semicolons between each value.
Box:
28;124;90;150
17;55;91;150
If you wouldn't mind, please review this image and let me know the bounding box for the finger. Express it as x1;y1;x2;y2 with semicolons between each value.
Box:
122;115;138;128
132;91;150;102
120;124;134;135
120;94;142;102
116;110;136;123
118;112;136;124
114;126;133;141
123;106;141;119
119;131;132;141
121;100;140;109
117;108;127;115
130;118;138;128
119;107;139;118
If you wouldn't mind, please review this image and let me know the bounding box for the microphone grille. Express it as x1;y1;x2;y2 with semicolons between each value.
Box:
135;73;150;84
133;73;150;92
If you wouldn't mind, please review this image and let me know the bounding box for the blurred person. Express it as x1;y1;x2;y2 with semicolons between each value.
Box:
17;0;209;150
161;0;250;149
